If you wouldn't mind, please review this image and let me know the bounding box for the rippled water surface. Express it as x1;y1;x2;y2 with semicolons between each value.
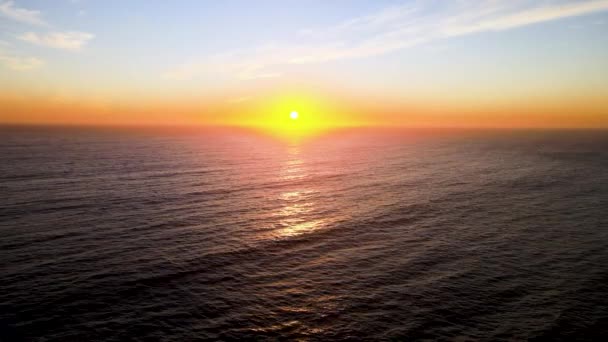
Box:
1;127;608;341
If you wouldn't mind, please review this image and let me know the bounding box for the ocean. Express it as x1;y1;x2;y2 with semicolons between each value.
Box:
1;126;607;341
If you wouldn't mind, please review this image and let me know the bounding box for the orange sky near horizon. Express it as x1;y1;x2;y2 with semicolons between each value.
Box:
1;88;607;130
1;1;608;130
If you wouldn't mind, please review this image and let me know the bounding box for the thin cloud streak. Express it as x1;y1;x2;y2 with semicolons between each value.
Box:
228;96;253;104
19;31;94;51
0;51;44;70
0;1;46;26
1;1;94;55
445;0;608;36
167;0;608;81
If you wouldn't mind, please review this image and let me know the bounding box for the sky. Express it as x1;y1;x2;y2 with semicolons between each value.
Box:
1;0;608;128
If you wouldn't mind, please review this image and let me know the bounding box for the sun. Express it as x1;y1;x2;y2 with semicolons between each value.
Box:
231;91;357;138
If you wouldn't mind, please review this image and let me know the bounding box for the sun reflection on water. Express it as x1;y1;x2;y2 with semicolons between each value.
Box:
265;143;333;239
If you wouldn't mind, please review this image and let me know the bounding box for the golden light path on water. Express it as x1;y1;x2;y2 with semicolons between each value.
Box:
270;143;333;239
248;139;347;336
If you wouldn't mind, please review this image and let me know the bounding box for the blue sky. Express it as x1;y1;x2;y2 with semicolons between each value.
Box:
1;1;608;126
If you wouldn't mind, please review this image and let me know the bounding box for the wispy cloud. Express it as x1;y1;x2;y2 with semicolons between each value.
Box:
0;0;46;26
164;49;284;81
0;51;44;70
1;1;94;52
228;96;253;104
19;31;94;51
0;39;43;71
444;0;608;36
167;0;608;80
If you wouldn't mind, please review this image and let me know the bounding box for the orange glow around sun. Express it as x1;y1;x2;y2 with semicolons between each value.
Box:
226;90;365;137
1;86;606;130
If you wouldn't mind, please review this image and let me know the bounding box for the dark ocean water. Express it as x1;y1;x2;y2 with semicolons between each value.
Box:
1;127;608;341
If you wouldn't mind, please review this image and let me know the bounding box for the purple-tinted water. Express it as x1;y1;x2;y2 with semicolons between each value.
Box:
1;127;607;341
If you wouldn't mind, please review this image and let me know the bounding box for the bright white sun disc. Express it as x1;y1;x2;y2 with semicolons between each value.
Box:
290;111;299;120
